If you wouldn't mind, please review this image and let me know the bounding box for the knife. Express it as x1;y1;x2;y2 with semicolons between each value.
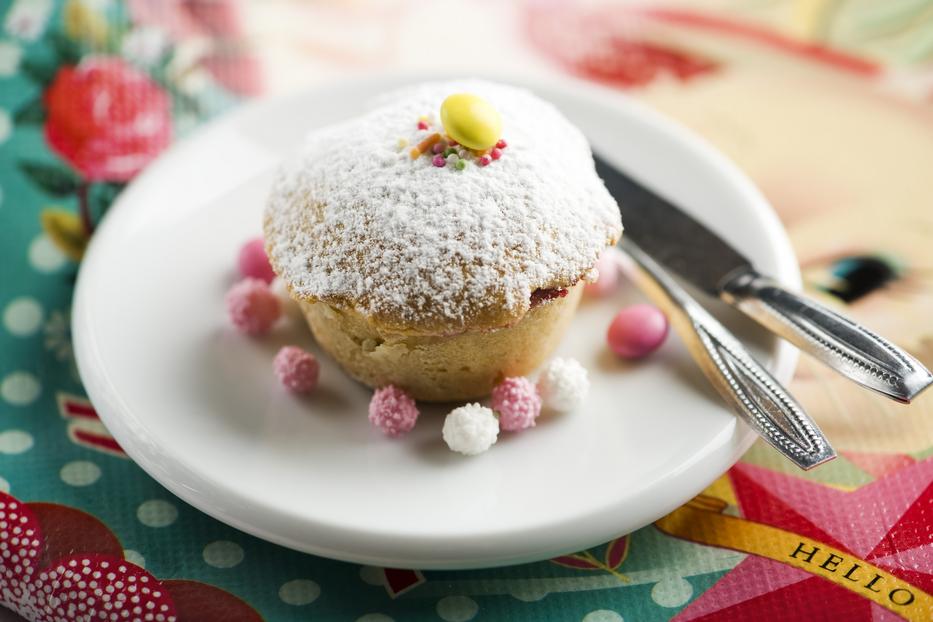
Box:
594;154;933;403
619;236;835;470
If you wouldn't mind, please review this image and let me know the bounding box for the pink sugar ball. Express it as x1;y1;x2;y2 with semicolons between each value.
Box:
238;237;276;283
274;346;320;393
369;385;419;437
491;377;542;432
607;304;669;359
585;248;622;298
225;277;281;335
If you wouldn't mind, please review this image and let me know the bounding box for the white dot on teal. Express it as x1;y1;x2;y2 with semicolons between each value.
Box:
3;297;43;337
123;549;145;568
0;41;21;76
278;579;320;606
356;615;394;622
136;499;178;528
436;596;478;622
28;234;66;273
0;476;10;493
1;372;40;406
358;566;384;586
60;460;101;486
0;109;9;144
651;577;693;608
508;585;548;602
203;541;244;568
582;611;624;622
0;431;33;454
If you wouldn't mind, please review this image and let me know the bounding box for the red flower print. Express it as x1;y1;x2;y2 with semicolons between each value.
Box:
523;2;717;88
0;492;262;622
127;0;261;96
44;58;172;182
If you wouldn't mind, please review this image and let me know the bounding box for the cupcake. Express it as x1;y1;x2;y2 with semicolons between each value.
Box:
264;81;621;401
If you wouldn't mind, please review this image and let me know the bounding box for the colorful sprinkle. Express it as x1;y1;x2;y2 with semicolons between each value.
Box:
496;138;508;149
445;153;459;165
455;159;467;170
442;403;499;455
440;93;503;150
432;142;446;154
237;237;275;283
432;154;446;167
410;132;442;159
225;278;281;336
607;304;669;359
273;346;320;394
397;137;409;150
478;155;491;167
537;357;589;412
417;120;429;130
491;377;541;432
490;147;502;161
369;385;419;437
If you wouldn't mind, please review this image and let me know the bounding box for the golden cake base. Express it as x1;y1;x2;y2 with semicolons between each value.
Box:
299;284;583;401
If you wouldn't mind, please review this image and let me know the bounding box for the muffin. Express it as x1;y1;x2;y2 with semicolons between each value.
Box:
264;80;621;401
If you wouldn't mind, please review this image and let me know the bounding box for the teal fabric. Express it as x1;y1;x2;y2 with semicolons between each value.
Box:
0;2;741;620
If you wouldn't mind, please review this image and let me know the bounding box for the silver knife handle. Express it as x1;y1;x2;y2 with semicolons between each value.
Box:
619;240;835;470
721;271;933;403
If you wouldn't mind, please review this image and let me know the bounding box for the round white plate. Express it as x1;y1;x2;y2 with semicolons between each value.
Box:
73;75;800;570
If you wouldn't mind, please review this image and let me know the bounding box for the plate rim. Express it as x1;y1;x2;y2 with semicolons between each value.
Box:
73;71;801;569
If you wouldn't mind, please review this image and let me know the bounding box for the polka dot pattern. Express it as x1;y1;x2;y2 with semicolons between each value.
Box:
3;297;43;337
60;461;102;487
278;579;320;606
0;431;34;455
436;595;479;622
123;550;146;568
136;500;178;528
356;615;394;622
0;109;10;145
28;235;66;273
651;577;693;608
202;541;244;569
0;496;43;618
0;41;21;76
31;554;177;622
582;611;624;622
1;372;40;406
358;566;384;586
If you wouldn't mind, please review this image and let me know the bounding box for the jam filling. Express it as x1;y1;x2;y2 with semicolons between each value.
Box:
530;287;569;308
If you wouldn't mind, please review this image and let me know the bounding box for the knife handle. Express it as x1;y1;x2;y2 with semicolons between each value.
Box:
618;239;835;470
721;271;932;403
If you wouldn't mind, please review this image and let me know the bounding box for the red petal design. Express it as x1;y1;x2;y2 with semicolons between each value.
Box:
605;535;630;570
0;494;44;618
32;554;176;622
28;503;123;570
382;568;425;598
551;555;601;570
162;579;264;622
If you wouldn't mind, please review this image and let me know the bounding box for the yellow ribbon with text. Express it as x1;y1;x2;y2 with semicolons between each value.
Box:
655;496;933;622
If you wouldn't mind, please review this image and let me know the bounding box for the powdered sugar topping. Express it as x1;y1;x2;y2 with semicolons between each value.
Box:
264;80;621;334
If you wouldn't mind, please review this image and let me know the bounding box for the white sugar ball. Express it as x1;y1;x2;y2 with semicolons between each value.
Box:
537;357;589;412
442;403;499;455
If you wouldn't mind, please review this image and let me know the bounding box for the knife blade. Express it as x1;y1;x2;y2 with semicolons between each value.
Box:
594;153;933;403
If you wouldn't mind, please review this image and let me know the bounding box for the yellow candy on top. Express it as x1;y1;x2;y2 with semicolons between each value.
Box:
440;93;502;151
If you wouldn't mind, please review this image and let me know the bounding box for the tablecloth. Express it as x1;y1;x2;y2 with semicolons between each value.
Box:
1;1;931;620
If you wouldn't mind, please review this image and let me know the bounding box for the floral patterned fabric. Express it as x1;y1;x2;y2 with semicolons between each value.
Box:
1;1;931;621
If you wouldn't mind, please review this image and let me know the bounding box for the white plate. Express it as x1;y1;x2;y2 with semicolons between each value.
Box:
73;74;800;570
